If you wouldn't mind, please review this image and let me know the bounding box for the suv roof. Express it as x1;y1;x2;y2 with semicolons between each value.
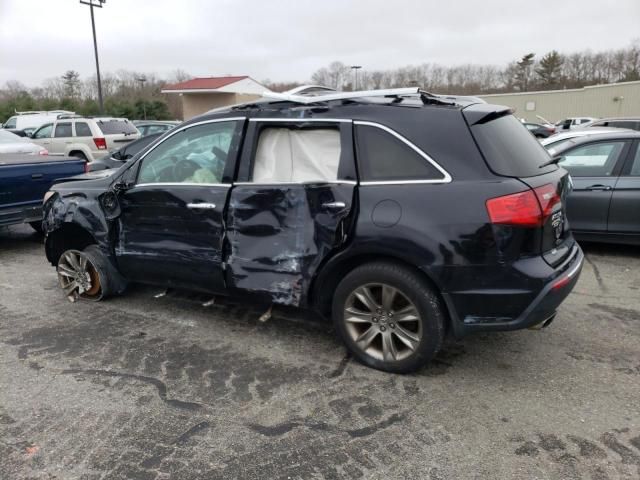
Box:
205;87;487;116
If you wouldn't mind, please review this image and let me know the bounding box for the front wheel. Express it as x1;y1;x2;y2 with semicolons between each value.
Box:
56;245;125;302
332;262;445;373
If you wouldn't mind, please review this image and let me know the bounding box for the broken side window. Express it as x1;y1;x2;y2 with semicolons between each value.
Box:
252;127;341;183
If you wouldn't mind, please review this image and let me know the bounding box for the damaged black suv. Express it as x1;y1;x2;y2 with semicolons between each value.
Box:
42;88;583;373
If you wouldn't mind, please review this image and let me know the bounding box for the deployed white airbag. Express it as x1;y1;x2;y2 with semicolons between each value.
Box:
253;128;341;182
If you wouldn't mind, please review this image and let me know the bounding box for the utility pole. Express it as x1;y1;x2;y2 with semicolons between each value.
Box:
351;65;362;91
136;75;147;119
80;0;106;114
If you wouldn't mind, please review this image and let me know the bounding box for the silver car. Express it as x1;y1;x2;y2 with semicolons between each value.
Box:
0;129;48;155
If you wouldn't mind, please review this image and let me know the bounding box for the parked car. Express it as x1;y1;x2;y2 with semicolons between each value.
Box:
88;133;162;171
523;122;556;138
133;120;180;137
545;130;640;245
541;127;628;150
0;154;86;233
41;88;583;373
6;128;29;137
0;129;49;155
555;117;598;131
29;116;140;162
579;117;640;131
2;110;75;131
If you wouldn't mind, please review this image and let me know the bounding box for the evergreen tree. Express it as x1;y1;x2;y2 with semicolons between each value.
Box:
536;51;564;88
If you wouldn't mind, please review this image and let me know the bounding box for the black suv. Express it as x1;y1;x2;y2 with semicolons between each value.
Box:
42;89;583;373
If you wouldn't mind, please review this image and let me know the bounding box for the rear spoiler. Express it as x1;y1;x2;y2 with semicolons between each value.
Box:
462;104;513;126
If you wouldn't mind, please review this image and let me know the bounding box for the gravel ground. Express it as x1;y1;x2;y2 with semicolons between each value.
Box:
1;224;639;480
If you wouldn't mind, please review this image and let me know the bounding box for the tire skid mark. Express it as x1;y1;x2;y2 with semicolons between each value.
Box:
62;368;205;411
247;411;407;439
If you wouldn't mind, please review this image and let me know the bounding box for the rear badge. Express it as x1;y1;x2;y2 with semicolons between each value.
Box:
551;211;564;242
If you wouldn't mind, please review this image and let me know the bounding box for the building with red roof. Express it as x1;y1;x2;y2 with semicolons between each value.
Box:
162;76;268;119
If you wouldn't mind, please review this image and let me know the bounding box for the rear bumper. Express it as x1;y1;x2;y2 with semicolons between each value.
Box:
442;244;584;337
0;203;42;227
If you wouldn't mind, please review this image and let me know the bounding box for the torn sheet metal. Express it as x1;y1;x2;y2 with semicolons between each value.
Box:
225;183;354;307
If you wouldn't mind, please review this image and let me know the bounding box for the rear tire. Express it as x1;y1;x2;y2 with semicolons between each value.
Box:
332;262;445;373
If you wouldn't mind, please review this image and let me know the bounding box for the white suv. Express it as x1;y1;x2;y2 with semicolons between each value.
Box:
30;116;140;162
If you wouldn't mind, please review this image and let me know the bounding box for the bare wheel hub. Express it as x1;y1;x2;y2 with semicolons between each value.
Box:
343;283;423;362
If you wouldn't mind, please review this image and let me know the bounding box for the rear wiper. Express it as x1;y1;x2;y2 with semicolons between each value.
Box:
539;156;561;169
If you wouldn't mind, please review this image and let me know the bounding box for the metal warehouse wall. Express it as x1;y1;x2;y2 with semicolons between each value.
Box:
478;80;640;123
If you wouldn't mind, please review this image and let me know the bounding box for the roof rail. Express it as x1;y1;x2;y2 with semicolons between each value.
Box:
282;85;337;96
56;113;85;120
14;109;75;116
262;87;422;105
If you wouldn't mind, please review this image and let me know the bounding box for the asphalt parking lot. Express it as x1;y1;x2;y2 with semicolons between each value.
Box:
1;224;639;480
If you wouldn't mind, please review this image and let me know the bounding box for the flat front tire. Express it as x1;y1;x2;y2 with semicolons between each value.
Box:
332;262;445;373
56;245;124;302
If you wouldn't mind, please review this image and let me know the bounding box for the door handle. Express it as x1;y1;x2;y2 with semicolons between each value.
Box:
31;173;43;180
586;184;612;191
187;202;216;210
322;201;346;209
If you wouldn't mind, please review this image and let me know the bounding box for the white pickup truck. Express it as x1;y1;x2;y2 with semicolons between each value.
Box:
29;116;140;162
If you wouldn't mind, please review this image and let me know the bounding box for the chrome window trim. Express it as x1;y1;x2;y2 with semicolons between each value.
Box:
133;116;246;186
135;182;232;188
234;180;357;186
249;118;351;123
354;120;452;184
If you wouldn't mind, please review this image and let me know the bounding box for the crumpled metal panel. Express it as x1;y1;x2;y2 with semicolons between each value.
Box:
225;184;353;306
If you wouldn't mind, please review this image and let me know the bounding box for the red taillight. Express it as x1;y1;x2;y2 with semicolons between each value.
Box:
94;137;107;150
84;162;90;173
534;183;561;219
486;183;561;227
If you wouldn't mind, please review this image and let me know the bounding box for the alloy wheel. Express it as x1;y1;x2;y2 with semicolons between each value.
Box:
343;283;422;362
57;250;102;302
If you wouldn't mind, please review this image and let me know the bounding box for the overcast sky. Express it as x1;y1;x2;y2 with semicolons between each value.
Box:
1;0;639;87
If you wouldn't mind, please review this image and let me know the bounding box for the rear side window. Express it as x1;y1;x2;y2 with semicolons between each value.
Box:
97;120;138;135
630;145;640;176
607;121;638;130
75;122;92;137
559;141;625;177
54;123;72;138
4;116;17;129
355;124;445;181
252;127;341;183
471;114;555;177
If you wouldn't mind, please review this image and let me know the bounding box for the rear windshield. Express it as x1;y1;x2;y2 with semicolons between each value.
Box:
97;119;138;135
471;114;556;177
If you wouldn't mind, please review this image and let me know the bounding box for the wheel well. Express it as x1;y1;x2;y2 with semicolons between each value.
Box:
312;254;449;326
45;223;96;266
69;150;87;160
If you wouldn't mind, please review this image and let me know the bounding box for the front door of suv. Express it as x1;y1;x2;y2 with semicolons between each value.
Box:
115;118;245;291
558;139;631;233
225;119;357;306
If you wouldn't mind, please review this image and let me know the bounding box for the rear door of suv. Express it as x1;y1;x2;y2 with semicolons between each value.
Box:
225;118;357;306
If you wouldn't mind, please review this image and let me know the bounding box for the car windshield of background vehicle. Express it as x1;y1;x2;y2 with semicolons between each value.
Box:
558;141;625;176
137;121;238;184
252;127;341;182
97;120;139;135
